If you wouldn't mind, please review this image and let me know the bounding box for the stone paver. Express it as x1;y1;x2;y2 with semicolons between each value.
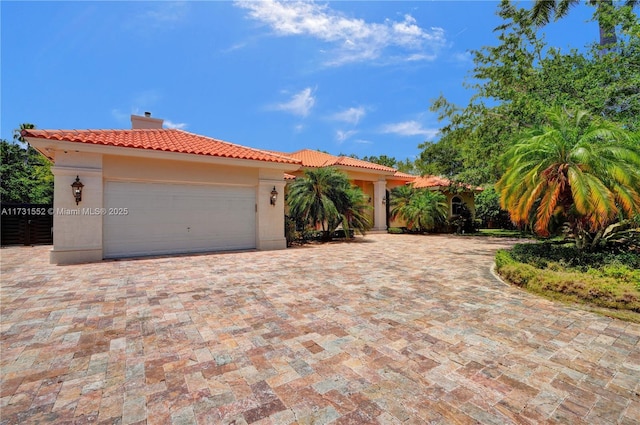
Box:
1;234;639;424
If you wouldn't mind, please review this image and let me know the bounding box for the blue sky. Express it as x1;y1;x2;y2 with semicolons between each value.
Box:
2;1;598;161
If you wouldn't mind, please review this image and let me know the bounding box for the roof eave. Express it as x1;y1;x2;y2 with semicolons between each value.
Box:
24;137;302;172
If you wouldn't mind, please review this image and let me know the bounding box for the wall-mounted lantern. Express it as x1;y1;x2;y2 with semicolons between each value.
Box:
71;176;84;205
382;196;387;205
270;186;278;206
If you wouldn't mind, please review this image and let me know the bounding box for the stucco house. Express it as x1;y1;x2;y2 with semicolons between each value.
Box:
23;114;301;264
279;150;481;231
23;114;480;264
411;175;482;218
277;149;415;232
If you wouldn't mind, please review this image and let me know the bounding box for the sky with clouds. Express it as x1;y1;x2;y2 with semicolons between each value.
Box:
2;1;597;161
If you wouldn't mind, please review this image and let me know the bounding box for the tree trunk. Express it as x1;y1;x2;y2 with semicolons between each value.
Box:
597;0;617;54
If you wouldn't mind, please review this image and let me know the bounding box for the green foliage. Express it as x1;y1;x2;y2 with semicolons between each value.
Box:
496;107;640;247
496;245;640;317
419;1;640;185
473;185;510;228
508;242;640;270
387;227;405;234
1;124;53;204
416;138;463;179
287;167;371;241
389;185;448;232
531;0;638;48
360;155;397;168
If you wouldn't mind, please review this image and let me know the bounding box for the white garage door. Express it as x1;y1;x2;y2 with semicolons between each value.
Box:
104;181;256;258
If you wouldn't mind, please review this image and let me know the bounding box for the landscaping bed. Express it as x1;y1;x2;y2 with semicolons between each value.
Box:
495;242;640;322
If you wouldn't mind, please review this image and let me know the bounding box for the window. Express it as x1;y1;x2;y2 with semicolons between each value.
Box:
452;196;464;216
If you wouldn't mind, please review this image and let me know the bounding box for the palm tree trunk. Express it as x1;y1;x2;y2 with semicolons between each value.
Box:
597;0;617;54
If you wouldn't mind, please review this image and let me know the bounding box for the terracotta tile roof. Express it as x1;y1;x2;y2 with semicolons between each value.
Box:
287;149;340;167
22;129;302;165
412;175;451;188
332;156;397;172
284;173;297;180
287;149;396;173
391;171;418;181
412;175;483;191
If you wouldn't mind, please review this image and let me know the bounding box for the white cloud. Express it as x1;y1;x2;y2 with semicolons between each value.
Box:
143;2;189;26
127;2;189;33
235;0;446;66
164;119;187;130
354;139;373;144
336;129;358;142
331;106;366;125
111;109;128;125
380;120;439;139
271;87;316;117
221;42;248;53
451;51;473;64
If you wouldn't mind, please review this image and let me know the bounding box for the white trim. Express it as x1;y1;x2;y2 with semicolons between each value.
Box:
51;165;103;177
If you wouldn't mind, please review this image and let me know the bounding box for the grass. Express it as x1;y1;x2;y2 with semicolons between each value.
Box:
475;228;534;238
495;242;640;322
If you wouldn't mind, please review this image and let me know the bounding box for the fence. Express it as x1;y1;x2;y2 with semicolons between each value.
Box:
1;203;53;246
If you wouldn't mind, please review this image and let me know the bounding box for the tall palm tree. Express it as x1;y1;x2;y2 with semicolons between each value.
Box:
497;107;640;249
531;0;637;48
287;167;371;240
390;186;448;232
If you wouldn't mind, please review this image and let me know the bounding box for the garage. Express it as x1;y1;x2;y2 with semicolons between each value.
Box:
103;181;256;258
23;115;300;264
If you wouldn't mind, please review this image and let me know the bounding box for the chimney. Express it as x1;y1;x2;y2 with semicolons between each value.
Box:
131;112;164;129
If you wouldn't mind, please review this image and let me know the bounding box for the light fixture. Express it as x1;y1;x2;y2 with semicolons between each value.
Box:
270;186;278;206
382;196;387;205
71;176;84;205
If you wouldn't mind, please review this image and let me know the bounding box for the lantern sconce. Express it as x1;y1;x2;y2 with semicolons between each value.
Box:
71;176;84;205
382;196;387;205
270;186;278;206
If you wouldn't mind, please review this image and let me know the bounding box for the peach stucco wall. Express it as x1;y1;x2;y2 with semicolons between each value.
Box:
38;148;292;264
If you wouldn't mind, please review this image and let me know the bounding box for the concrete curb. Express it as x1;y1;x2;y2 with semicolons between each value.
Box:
490;262;512;287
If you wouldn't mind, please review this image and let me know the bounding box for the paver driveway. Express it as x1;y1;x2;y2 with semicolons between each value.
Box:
1;234;639;425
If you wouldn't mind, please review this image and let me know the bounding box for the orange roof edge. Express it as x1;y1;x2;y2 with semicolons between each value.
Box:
22;128;302;165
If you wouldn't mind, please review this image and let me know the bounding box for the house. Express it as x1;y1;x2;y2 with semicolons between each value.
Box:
279;150;481;231
23;115;480;264
410;175;482;219
279;150;414;232
22;114;301;264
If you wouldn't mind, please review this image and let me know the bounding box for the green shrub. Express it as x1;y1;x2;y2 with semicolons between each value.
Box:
509;242;640;270
388;227;405;234
495;242;640;317
495;249;515;269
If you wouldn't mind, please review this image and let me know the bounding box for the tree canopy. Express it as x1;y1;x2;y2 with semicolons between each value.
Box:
417;0;640;186
496;107;640;248
1;124;53;204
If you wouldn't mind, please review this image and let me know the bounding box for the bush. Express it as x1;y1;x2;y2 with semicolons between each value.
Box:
508;242;640;270
388;227;405;234
495;244;640;317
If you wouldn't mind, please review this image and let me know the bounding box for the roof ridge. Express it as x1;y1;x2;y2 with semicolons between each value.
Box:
175;130;300;163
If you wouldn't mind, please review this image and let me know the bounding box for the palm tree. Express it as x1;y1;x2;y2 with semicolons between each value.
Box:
497;107;640;249
531;0;637;48
390;186;448;232
389;185;414;224
287;167;371;240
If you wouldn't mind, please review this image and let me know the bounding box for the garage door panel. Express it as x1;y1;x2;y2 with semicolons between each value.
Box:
104;182;255;258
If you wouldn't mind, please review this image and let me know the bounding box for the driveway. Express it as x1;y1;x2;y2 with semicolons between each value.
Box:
1;234;638;424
